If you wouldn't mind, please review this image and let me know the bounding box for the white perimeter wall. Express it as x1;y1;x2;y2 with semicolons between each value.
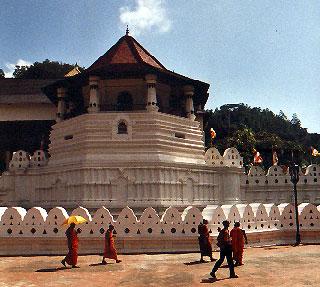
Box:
0;203;319;255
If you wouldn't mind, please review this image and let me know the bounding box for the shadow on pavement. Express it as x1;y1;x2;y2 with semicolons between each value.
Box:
36;267;68;272
184;260;210;266
89;262;114;267
263;246;290;250
201;277;228;283
201;278;216;283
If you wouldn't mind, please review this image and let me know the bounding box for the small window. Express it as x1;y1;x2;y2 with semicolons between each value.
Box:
118;121;128;134
64;135;73;140
175;132;185;139
117;92;133;111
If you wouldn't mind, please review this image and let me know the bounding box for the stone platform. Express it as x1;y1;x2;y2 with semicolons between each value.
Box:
1;245;319;286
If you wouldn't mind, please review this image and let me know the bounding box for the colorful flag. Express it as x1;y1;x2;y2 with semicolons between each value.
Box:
253;148;263;164
311;146;320;157
272;151;278;165
210;128;216;139
210;128;216;147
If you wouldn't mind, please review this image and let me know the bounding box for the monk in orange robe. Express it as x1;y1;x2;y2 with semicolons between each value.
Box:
102;224;121;264
230;222;248;266
61;223;80;268
198;219;214;262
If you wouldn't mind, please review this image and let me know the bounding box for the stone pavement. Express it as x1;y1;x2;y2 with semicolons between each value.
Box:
0;245;320;287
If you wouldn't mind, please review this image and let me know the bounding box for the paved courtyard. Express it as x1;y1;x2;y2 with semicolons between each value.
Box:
0;245;320;286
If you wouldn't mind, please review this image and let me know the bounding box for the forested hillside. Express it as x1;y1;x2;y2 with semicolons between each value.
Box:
204;104;320;169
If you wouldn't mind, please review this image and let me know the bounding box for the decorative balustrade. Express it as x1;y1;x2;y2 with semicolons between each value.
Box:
1;203;320;238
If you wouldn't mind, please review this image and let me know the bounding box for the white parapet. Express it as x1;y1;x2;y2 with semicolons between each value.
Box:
0;204;319;255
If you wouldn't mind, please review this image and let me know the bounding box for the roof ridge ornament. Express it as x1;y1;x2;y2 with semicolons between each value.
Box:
126;25;129;36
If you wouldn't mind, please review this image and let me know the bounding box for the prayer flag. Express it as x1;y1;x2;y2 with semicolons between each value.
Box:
272;151;278;165
311;147;320;156
253;149;263;164
210;128;216;139
311;146;320;157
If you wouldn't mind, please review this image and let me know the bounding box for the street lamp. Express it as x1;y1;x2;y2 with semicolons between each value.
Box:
289;163;301;246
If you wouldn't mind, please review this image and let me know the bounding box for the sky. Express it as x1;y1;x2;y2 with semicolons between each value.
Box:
1;0;319;133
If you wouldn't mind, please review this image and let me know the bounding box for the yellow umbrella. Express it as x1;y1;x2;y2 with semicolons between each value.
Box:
62;215;87;226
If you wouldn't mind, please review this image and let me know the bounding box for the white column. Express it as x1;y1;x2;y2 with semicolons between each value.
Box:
145;74;158;112
56;87;66;122
184;85;195;120
88;76;100;113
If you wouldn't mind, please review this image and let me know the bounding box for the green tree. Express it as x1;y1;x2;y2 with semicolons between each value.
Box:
227;127;256;166
204;104;320;168
13;59;84;79
291;113;301;127
0;69;5;78
278;110;288;121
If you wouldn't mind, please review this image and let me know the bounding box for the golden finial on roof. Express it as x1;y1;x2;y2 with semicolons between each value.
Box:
126;25;129;36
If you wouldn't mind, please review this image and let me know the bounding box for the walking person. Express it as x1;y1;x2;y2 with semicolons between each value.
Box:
102;224;121;264
230;222;248;266
210;220;238;280
61;223;80;268
198;219;214;262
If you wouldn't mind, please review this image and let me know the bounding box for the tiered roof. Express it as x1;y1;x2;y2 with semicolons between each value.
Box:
87;34;166;71
43;33;210;107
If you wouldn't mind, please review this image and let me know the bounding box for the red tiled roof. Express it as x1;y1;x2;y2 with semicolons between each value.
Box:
87;35;166;71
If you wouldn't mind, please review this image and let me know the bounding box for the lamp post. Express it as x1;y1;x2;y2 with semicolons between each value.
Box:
289;163;301;246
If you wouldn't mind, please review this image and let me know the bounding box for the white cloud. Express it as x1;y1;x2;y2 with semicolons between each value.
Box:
4;59;32;78
119;0;171;36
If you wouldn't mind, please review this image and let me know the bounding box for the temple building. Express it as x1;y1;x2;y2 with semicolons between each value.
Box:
0;31;235;211
1;31;318;212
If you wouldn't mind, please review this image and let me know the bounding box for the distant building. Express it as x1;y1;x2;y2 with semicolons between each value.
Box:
0;79;56;172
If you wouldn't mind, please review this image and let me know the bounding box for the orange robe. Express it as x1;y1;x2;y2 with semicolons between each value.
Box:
104;230;118;260
198;224;212;257
230;227;244;264
65;227;79;266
